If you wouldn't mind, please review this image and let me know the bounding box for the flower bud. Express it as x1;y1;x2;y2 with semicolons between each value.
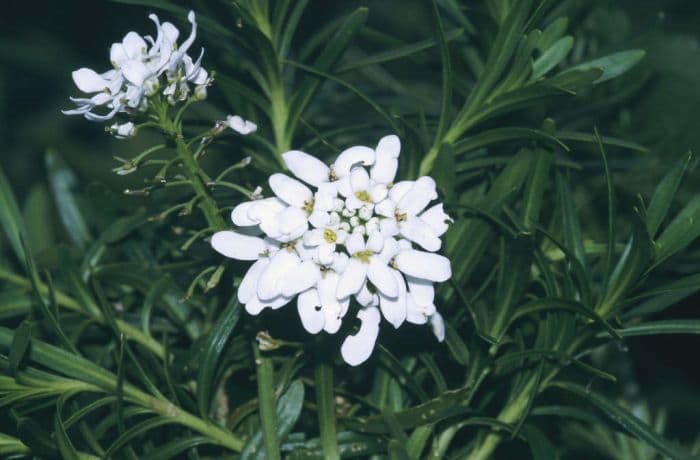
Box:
358;206;372;221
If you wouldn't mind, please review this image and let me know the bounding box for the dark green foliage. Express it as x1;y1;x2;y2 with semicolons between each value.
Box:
1;1;699;459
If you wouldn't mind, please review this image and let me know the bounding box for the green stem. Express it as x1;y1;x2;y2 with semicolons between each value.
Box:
314;355;339;460
253;344;280;460
173;136;226;231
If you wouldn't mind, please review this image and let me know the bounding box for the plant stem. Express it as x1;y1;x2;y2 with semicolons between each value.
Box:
253;344;280;460
314;355;339;460
173;136;226;231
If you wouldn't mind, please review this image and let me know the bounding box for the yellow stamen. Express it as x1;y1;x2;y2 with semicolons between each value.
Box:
355;190;372;203
323;229;337;243
353;249;373;263
303;199;315;214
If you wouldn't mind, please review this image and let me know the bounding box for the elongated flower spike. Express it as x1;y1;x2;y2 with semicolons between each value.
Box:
212;135;453;366
64;11;211;136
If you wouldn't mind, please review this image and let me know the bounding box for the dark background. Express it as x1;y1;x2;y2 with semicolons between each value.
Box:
1;0;699;449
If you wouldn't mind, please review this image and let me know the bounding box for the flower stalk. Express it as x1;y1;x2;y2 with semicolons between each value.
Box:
314;351;340;460
253;344;281;459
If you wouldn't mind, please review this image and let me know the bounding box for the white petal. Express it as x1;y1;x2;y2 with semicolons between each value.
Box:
335;176;352;198
245;297;266;315
379;218;399;237
318;273;345;334
406;295;428;324
406;276;435;306
247;198;286;223
336;259;368;299
269;174;312;208
340;307;381;366
374;200;396;217
297;289;324;334
355;282;376;307
110;43;128;67
303;229;324;246
72;68;108;93
379;269;407;328
122;31;147;59
367;257;398;298
121;60;152;86
345;232;365;254
231;201;258;226
282;261;320;297
377;237;400;264
430;312;446;342
395;250;452;282
283;150;330;187
398;177;438;216
333;146;375;177
350;166;370;192
420;204;451;237
370;184;389;203
371;135;400;184
388;181;414;203
318;243;335;265
399;216;442;251
238;259;269;303
366;230;385;253
332;252;349;273
211;231;266;260
308;210;330;228
257;250;299;300
275;207;309;238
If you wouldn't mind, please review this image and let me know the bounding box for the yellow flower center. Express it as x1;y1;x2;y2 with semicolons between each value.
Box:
355;190;372;203
395;209;408;222
328;169;338;182
303;199;315;214
323;228;337;243
353;249;373;263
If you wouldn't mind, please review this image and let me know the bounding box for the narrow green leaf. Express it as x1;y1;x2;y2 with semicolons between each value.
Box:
45;150;91;248
196;298;242;418
337;29;463;73
141;437;211;460
550;382;692;459
55;395;81;460
557;131;648;153
8;320;32;376
566;49;646;83
597;218;652;317
0;163;29;263
432;0;452;144
646;151;693;239
288;8;368;129
654;194;700;266
616;320;700;337
522;149;553;230
595;128;615;293
454;127;569;155
243;380;305;460
531;36;573;80
521;424;555;460
444;323;470;366
432;143;456;201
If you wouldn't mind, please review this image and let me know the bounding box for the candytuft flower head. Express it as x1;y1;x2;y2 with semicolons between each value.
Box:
212;135;452;366
63;10;211;136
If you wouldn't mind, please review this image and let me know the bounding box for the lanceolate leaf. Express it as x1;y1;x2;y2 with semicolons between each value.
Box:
565;49;646;83
646;151;693;239
45;150;91;249
550;382;692;460
196;297;242;418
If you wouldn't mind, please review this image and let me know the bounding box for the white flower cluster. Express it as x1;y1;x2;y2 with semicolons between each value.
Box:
212;135;452;365
63;11;210;131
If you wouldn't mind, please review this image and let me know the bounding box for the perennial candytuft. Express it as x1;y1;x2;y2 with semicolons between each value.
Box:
211;136;452;365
